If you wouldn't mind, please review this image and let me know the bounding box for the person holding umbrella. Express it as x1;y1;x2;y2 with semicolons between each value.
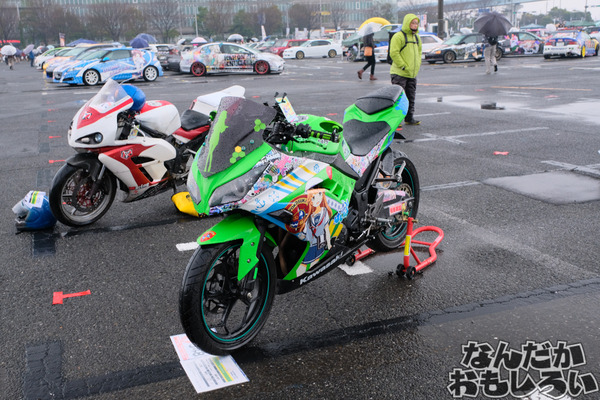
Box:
23;44;35;67
357;30;377;80
474;11;512;75
1;44;18;70
484;34;499;74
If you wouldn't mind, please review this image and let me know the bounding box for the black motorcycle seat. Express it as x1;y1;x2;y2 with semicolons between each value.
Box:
342;86;403;156
342;119;390;156
354;85;403;115
180;109;211;131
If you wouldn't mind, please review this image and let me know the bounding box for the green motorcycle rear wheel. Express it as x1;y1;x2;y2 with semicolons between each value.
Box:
367;156;420;251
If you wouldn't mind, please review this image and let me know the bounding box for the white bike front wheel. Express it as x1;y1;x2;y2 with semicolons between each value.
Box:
49;164;116;227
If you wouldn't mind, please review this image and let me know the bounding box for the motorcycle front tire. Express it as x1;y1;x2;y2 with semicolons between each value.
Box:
179;242;277;355
49;164;117;227
367;156;420;251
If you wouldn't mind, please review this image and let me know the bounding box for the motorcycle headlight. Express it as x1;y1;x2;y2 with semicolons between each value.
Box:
186;169;201;204
208;165;267;207
76;132;103;144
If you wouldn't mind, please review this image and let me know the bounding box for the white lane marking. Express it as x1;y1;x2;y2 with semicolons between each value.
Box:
420;133;465;144
414;112;452;117
542;160;600;177
177;242;198;252
422;181;481;191
408;127;549;143
338;261;373;275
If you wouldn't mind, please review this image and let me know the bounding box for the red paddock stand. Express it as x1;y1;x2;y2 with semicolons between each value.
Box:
345;217;444;279
345;247;375;266
397;217;444;279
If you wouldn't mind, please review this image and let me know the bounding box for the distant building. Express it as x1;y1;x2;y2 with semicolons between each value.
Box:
43;0;386;33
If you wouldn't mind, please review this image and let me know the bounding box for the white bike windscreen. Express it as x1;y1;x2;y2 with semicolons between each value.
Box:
89;79;129;113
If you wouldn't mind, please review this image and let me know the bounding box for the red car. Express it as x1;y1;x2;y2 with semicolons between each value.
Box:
268;39;308;57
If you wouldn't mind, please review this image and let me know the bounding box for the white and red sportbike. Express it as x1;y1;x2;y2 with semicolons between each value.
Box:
49;79;244;226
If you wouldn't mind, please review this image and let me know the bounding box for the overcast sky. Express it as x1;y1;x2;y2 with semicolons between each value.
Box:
520;0;600;20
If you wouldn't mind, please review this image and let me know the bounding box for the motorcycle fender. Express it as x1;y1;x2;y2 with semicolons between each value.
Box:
65;153;103;180
197;214;275;281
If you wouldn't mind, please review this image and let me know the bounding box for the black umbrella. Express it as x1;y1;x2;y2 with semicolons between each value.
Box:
474;11;512;37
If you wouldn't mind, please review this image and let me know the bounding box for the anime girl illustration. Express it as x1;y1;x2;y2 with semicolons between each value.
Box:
131;49;146;74
295;189;332;276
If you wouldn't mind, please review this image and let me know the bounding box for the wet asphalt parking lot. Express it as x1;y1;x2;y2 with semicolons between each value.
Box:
1;53;600;400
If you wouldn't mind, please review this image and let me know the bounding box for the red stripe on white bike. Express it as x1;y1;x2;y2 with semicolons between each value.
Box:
139;100;172;112
77;98;133;129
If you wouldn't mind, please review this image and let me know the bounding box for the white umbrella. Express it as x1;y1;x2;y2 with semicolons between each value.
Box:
227;33;244;42
177;38;186;45
23;44;35;54
357;22;384;37
1;45;17;56
190;36;207;44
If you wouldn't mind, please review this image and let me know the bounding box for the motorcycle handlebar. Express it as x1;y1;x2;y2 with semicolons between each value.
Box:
273;121;339;143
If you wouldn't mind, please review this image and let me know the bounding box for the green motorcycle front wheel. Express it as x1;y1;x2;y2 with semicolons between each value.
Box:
179;242;276;355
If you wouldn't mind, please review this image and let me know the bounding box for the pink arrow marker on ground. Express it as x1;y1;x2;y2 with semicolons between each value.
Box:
52;290;91;305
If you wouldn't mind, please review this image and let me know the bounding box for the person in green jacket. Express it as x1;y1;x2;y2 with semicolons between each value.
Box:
390;13;423;125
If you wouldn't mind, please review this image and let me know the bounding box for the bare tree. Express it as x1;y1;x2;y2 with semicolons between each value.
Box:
328;2;347;30
258;5;283;36
87;1;135;41
145;0;180;43
289;3;319;34
195;6;209;36
204;0;233;39
231;9;257;38
22;0;84;45
371;1;395;24
445;2;474;32
125;8;148;40
0;4;19;43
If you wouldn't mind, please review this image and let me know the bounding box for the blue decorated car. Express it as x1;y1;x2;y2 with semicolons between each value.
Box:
52;48;163;86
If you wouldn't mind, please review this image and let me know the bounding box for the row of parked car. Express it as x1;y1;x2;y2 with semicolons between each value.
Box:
34;43;164;86
33;28;600;85
423;29;600;64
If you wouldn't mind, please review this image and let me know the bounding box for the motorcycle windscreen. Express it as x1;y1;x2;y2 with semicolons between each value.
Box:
88;79;129;113
76;79;133;130
198;96;277;178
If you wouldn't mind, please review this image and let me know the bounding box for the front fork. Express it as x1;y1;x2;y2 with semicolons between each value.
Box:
89;164;107;198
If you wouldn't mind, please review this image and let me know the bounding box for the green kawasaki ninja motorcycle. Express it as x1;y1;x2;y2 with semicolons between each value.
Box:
179;85;420;355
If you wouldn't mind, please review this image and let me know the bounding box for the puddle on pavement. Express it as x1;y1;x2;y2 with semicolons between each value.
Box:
541;99;600;125
484;170;600;204
425;95;523;111
429;96;600;125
